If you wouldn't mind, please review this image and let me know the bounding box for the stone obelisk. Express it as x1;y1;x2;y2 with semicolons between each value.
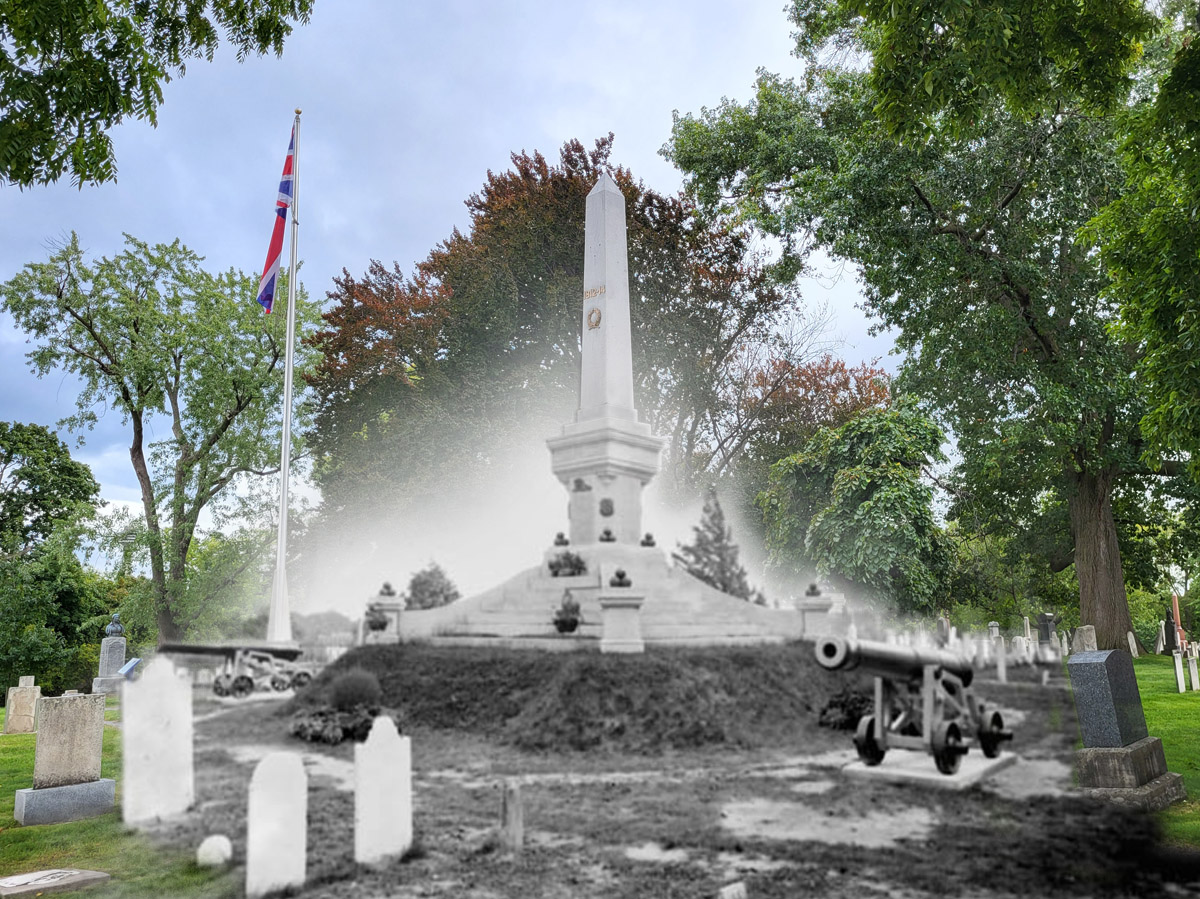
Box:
546;174;664;545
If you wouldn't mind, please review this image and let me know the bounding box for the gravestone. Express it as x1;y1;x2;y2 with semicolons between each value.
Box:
1127;631;1139;658
1073;625;1098;653
354;716;412;866
246;752;307;899
0;869;111;896
1156;620;1167;655
92;614;127;695
197;835;233;868
1023;616;1032;642
1189;653;1199;692
500;779;524;852
1036;612;1056;646
995;636;1007;683
1166;610;1180;653
1068;650;1186;810
122;657;194;825
14;693;114;824
3;677;41;734
1011;635;1027;661
1173;651;1187;694
988;621;1000;639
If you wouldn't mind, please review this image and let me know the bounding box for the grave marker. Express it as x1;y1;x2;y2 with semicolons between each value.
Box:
500;779;524;852
1127;631;1139;659
14;693;113;824
3;677;41;735
1173;651;1187;694
122;657;194;825
1073;625;1098;653
354;716;412;866
246;753;307;899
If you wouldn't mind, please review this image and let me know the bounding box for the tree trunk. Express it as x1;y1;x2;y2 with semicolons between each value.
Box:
129;411;181;645
1068;467;1133;650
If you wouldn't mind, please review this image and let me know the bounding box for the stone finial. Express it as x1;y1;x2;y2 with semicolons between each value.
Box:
599;528;616;543
609;569;632;588
640;532;656;547
379;582;396;597
554;532;569;546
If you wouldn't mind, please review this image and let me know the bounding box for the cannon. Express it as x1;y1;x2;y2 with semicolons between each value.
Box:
815;636;1013;774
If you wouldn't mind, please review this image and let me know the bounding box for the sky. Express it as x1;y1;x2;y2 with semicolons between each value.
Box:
0;1;899;610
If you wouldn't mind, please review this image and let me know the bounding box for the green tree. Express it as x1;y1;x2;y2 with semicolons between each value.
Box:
0;0;314;187
403;561;460;611
666;27;1193;649
0;233;319;643
673;486;764;603
0;421;100;552
759;401;949;613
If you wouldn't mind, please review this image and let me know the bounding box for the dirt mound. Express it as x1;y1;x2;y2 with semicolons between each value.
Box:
289;642;869;753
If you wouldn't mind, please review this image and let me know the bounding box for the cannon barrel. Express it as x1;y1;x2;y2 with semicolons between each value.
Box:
814;636;974;687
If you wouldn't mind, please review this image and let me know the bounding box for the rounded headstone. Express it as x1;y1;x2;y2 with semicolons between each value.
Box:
197;834;233;867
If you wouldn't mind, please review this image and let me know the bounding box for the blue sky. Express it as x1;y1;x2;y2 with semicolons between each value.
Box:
0;1;897;603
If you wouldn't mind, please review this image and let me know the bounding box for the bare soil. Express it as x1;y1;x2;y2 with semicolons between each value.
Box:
131;657;1200;899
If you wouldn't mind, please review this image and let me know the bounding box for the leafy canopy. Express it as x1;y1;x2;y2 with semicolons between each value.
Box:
0;421;100;553
0;0;314;186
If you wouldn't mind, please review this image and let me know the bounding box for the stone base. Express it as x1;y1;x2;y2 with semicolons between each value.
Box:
0;869;111;897
1076;772;1187;812
843;749;1017;790
1076;736;1167;789
90;676;124;695
14;779;116;825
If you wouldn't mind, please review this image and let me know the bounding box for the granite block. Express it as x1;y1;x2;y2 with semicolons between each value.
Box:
1076;772;1186;812
14;779;116;825
1076;736;1167;788
1066;650;1149;748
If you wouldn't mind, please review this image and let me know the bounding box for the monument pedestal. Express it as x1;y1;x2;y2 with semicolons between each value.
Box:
91;636;126;695
1075;735;1187;810
599;589;645;654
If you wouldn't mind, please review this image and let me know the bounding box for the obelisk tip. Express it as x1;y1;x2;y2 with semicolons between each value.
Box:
589;172;621;197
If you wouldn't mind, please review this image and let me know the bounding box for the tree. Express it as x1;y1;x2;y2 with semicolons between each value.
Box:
673;486;764;603
666;30;1192;649
0;233;320;642
403;561;460;610
0;421;100;553
759;400;950;613
306;136;827;527
786;0;1200;479
0;0;314;187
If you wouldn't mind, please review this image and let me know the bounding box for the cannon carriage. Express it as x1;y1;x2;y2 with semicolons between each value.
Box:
814;636;1013;774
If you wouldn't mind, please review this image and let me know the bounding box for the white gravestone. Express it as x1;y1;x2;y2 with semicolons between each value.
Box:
1073;625;1098;653
354;716;412;866
1127;631;1139;658
1174;651;1187;694
122;657;194;825
4;677;41;734
1189;654;1199;692
995;636;1007;683
500;779;524;852
246;752;307;899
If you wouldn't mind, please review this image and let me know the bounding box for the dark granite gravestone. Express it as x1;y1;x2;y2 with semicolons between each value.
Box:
1067;650;1148;748
1067;649;1185;810
1036;612;1057;647
1166;610;1180;653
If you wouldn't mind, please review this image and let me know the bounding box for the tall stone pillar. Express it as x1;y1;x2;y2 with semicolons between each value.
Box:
546;174;663;546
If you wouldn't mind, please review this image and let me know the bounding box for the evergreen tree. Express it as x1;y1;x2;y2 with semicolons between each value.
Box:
673;487;764;604
404;562;461;610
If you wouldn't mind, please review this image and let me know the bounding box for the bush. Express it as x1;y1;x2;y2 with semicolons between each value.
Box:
329;668;382;712
548;551;587;577
817;689;874;731
289;706;386;745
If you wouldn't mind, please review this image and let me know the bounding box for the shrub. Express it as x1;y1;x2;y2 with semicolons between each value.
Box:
548;551;587;577
329;668;382;712
817;689;874;730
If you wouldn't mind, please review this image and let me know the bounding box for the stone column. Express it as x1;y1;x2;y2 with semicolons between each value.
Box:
92;636;127;694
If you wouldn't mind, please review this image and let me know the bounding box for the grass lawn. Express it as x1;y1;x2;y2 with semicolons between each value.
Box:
1134;653;1200;847
0;701;235;897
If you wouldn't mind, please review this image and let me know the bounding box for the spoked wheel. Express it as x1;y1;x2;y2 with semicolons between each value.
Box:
212;673;233;697
854;715;887;766
978;707;1013;759
290;671;313;689
932;720;968;775
230;675;255;699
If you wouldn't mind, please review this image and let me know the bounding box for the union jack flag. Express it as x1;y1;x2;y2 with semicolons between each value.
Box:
256;128;295;313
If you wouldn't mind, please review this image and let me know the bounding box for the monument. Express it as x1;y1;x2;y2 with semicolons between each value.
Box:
92;613;127;695
406;175;803;645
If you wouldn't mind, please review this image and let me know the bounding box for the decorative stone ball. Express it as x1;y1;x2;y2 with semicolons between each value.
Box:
610;569;632;588
379;582;397;596
554;532;569;546
640;533;656;547
805;583;821;596
599;528;616;543
196;834;233;868
105;612;124;637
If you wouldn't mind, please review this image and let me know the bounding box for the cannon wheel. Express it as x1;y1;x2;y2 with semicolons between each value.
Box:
213;673;232;697
230;674;255;699
933;721;966;775
271;673;291;692
291;671;313;689
854;716;886;766
978;708;1005;759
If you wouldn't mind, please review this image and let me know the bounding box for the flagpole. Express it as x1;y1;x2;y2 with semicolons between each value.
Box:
267;108;301;644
